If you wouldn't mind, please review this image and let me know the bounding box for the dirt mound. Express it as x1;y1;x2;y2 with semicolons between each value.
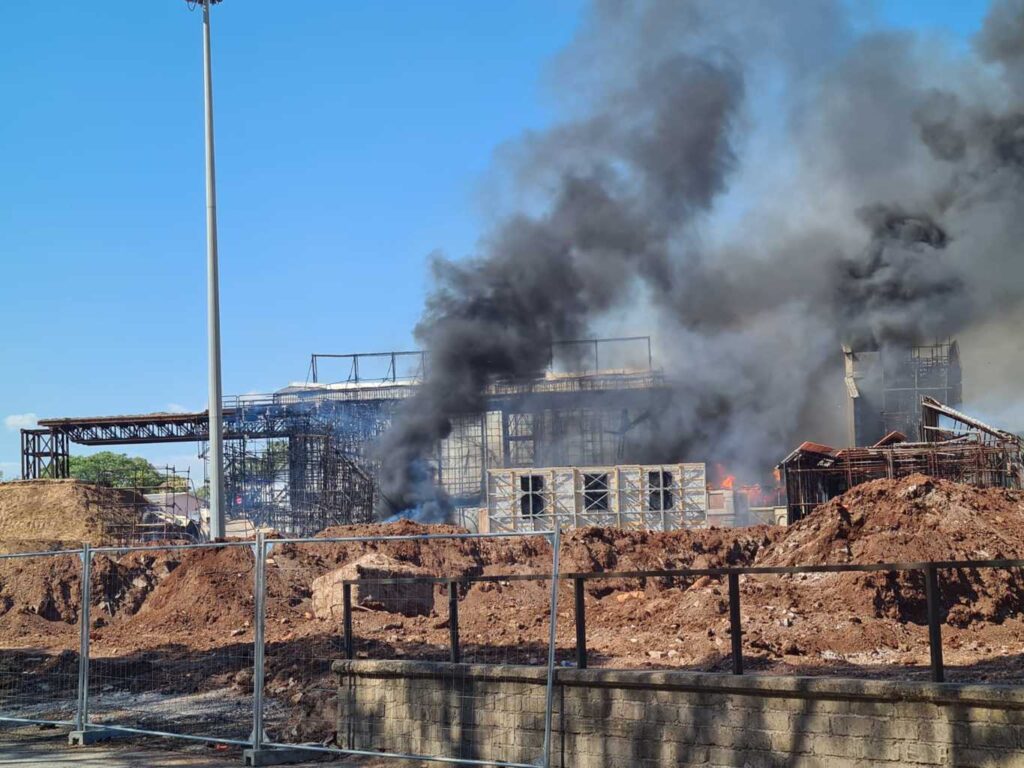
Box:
303;520;489;578
0;551;83;625
759;473;1024;567
4;475;1024;683
0;480;143;548
559;525;778;573
754;474;1024;625
115;547;257;639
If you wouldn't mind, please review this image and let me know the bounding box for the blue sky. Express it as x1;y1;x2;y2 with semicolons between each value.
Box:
0;1;992;478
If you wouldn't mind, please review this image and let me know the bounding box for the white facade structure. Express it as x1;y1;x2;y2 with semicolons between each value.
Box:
483;463;707;532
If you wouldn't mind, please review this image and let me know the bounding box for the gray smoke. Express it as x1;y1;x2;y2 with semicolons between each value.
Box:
376;0;1024;515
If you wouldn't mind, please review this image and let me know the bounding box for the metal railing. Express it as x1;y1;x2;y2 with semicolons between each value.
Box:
1;539;1023;763
562;558;1024;682
307;336;656;385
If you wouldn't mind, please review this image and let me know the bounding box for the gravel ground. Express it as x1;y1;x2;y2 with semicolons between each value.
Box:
0;725;427;767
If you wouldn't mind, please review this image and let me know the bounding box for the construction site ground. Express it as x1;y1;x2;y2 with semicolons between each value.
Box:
0;725;425;767
0;473;1023;749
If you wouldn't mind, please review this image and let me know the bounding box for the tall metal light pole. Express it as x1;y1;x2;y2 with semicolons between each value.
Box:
198;0;225;539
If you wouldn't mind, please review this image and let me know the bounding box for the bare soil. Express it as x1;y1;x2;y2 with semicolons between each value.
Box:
1;474;1023;742
0;479;144;550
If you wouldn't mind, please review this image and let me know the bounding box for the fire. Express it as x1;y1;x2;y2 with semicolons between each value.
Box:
710;464;785;506
712;462;782;505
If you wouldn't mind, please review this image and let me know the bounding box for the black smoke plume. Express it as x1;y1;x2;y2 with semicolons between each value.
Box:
375;0;1024;516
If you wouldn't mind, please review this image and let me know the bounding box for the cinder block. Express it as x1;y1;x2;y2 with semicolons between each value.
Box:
901;740;948;765
334;662;1024;768
829;715;877;737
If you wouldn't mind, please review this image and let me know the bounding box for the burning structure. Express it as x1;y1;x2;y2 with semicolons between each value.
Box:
21;337;713;536
780;397;1024;523
844;340;963;447
18;1;1024;539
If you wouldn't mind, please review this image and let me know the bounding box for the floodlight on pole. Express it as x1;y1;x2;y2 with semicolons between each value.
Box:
193;0;225;540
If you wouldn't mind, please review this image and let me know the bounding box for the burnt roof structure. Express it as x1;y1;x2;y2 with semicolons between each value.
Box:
779;397;1024;524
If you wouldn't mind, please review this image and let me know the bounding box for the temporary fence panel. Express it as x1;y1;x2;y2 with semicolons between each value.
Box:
0;549;83;726
256;529;561;768
81;541;257;746
7;534;1018;759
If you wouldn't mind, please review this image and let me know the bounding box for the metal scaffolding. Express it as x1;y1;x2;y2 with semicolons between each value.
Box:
844;339;962;446
780;397;1024;523
20;429;69;480
21;337;676;534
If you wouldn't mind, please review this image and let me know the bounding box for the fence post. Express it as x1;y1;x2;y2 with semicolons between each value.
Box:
76;543;92;732
448;581;460;664
925;564;944;683
542;526;562;768
574;576;587;669
251;533;267;752
728;571;743;675
343;583;354;660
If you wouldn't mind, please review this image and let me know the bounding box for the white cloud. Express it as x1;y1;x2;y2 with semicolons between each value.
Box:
4;413;37;431
165;403;192;414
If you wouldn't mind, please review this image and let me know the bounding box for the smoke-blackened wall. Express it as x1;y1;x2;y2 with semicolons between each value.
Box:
375;0;1024;516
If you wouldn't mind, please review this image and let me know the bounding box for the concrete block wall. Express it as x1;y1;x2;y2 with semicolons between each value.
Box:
332;660;1024;767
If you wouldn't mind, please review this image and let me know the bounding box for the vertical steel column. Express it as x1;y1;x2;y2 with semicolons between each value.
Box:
76;544;92;731
202;0;226;541
251;534;267;751
343;583;354;659
448;581;460;664
925;564;945;683
574;576;587;669
728;571;743;675
542;526;562;768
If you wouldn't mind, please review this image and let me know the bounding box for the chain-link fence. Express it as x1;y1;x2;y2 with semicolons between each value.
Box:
82;541;257;746
255;529;561;768
0;549;83;727
6;535;1024;765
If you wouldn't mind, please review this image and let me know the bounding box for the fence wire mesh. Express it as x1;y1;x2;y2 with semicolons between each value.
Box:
258;530;560;767
5;532;1023;762
83;542;256;744
0;550;83;726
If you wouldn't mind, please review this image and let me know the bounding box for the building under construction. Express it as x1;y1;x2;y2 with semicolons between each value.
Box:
843;339;962;447
780;397;1024;523
21;337;705;535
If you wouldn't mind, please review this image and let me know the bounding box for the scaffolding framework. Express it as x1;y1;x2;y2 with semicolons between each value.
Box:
844;340;962;446
21;337;680;535
781;397;1024;523
483;463;707;533
20;429;69;479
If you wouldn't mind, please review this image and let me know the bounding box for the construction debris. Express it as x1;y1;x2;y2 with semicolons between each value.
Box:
311;554;434;619
781;397;1024;522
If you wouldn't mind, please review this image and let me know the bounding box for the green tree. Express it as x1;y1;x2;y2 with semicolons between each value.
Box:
69;452;166;489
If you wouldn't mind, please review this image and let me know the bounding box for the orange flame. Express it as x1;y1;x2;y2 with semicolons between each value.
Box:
720;475;735;490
